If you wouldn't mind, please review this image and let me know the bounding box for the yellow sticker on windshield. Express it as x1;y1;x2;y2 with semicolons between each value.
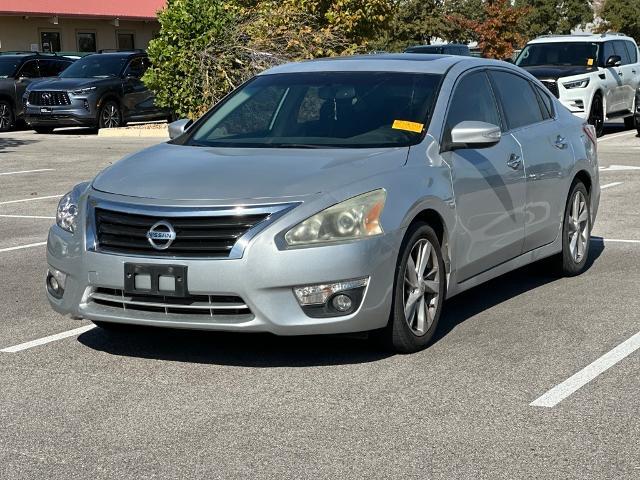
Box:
587;58;594;66
392;120;424;133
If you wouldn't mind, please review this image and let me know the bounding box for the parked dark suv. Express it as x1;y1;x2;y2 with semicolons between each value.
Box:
0;53;74;132
24;51;171;133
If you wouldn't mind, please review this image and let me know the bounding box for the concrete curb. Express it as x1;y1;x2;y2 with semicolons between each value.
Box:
98;127;169;138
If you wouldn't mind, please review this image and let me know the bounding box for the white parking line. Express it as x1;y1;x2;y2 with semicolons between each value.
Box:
600;182;623;190
530;331;640;408
0;325;96;353
0;169;54;176
0;242;46;253
0;214;55;219
598;130;637;143
600;165;640;172
591;237;640;244
0;195;62;205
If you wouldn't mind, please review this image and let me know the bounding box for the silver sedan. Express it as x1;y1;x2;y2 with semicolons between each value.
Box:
46;54;600;353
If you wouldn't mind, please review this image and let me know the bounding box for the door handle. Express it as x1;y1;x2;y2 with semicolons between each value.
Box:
618;71;624;77
554;135;568;150
507;153;521;170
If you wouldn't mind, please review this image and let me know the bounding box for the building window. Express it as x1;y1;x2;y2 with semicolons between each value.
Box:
41;32;61;53
77;32;97;52
118;33;135;50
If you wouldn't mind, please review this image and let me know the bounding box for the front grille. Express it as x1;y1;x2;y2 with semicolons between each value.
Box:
89;287;253;318
29;91;71;106
541;80;559;98
95;208;270;258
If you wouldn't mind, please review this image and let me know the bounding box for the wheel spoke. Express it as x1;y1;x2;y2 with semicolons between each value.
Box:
405;256;419;287
404;290;421;323
417;242;431;277
422;280;439;294
415;297;426;334
569;231;578;258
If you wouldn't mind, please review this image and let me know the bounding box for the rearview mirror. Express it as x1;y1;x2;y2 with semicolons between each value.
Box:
449;121;501;150
168;118;192;139
606;55;622;67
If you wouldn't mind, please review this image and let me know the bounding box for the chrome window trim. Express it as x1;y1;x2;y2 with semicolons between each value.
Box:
85;197;300;260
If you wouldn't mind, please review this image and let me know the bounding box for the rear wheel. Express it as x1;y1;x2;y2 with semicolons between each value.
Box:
0;100;15;132
98;100;122;129
588;94;604;138
559;181;591;276
377;223;446;353
34;127;54;134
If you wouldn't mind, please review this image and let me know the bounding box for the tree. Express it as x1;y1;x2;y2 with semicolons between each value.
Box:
449;0;530;59
597;0;640;42
515;0;593;37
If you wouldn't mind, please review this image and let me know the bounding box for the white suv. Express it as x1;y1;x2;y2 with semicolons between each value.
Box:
516;33;640;136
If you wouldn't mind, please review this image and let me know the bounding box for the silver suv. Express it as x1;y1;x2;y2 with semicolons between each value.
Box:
47;55;600;353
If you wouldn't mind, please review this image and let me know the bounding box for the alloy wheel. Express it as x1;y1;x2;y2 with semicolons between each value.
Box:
403;238;440;336
0;103;11;130
567;190;589;263
101;104;121;128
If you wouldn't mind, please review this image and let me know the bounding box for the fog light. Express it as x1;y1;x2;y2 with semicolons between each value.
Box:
293;278;368;306
46;267;67;299
332;294;353;312
83;100;90;111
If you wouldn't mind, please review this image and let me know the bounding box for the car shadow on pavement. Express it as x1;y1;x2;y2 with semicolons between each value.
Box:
433;240;605;344
0;137;39;153
78;242;604;366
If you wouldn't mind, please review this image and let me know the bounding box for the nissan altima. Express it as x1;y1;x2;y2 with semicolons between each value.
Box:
46;54;600;353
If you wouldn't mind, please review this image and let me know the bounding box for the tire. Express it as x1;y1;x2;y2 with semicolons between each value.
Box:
558;181;591;276
98;100;123;129
34;127;54;134
0;100;15;132
588;94;604;138
623;115;635;130
377;222;446;353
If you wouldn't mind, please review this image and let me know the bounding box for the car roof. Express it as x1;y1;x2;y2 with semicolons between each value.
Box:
261;54;502;75
527;34;637;45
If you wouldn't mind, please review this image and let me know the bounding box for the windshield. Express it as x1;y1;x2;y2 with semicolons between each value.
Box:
0;60;19;78
59;55;127;78
187;72;442;149
516;42;600;67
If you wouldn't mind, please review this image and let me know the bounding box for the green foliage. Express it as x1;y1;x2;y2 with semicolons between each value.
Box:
144;0;235;118
597;0;640;42
515;0;593;37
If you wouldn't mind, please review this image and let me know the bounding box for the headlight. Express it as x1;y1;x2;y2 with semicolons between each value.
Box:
56;191;80;233
284;189;386;247
69;86;96;95
563;78;590;89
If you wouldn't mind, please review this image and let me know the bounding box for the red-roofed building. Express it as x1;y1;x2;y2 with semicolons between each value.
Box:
0;1;166;53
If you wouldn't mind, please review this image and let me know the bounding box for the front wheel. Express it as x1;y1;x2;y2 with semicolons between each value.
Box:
98;100;122;129
0;100;15;132
588;94;605;138
559;181;591;276
378;223;446;353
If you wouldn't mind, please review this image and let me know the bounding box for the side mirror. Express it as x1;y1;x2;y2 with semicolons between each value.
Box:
606;55;622;67
168;118;192;139
449;121;501;150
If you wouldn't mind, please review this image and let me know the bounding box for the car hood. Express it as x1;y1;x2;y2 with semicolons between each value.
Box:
29;77;111;91
92;143;409;202
521;65;598;80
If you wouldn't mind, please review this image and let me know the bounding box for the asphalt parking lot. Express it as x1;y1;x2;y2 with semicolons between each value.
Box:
0;125;639;479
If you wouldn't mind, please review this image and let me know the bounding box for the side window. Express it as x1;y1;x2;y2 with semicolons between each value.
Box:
124;57;148;79
489;71;544;130
445;71;502;139
18;60;39;78
601;42;615;66
534;84;554;120
624;41;638;64
613;41;631;65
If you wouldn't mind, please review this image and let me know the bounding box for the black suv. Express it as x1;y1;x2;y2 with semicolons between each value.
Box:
24;51;171;133
0;53;74;132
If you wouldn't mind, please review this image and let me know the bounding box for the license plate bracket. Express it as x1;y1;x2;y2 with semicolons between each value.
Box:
40;107;52;113
124;263;188;297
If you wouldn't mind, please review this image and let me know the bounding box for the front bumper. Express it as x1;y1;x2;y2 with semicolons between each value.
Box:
46;198;402;335
24;93;98;127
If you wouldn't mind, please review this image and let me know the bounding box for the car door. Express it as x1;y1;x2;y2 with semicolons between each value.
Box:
121;56;155;119
613;40;635;111
600;41;623;113
441;70;526;281
492;71;575;252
